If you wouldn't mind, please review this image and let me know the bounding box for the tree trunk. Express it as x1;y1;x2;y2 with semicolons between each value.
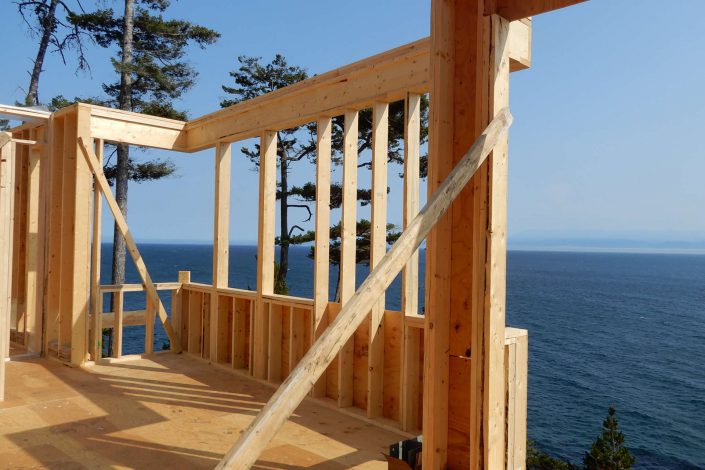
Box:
109;0;135;353
25;0;60;106
277;146;289;292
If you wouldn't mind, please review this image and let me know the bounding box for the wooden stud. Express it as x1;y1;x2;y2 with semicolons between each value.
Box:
0;135;15;400
173;270;190;350
313;117;332;398
45;116;64;355
254;131;277;379
401;93;422;431
483;15;511;469
23;129;44;353
77;137;180;353
368;102;388;419
289;307;305;375
91;140;104;360
267;303;283;382
12;134;28;343
233;297;248;369
144;291;155;354
336;111;357;405
211;142;231;362
505;328;528;468
214;108;512;470
113;290;123;358
188;291;202;354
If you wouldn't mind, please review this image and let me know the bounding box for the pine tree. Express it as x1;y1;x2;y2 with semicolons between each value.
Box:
222;55;315;294
16;0;89;106
69;0;218;354
584;406;635;470
221;55;428;294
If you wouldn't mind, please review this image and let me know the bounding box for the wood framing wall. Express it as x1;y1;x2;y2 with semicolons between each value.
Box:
0;2;596;459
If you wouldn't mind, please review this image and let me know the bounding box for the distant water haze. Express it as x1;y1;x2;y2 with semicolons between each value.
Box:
102;244;705;469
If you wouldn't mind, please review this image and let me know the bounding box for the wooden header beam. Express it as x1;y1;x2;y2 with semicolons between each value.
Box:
0;104;51;123
184;21;530;152
488;0;588;21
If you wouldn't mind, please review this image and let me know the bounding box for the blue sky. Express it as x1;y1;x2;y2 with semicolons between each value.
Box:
2;0;704;246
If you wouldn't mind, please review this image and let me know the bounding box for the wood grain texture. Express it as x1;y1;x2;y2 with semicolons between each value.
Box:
214;109;511;470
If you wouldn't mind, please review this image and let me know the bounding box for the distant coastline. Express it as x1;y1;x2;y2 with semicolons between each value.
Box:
109;239;705;256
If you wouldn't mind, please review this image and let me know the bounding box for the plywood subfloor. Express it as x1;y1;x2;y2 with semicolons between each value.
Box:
0;353;405;469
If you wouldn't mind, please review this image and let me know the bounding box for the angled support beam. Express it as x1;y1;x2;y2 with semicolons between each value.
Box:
214;109;512;470
77;137;180;353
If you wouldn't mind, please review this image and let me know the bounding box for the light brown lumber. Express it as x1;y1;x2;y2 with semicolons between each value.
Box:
184;29;530;152
401;93;421;432
267;303;283;382
335;111;357;405
368;102;388;419
313;118;332;397
113;290;124;357
0;134;15;400
174;270;191;351
145;293;155;354
211;142;231;362
59;112;89;365
232;298;248;369
11;134;28;343
214;108;512;470
0;104;50;123
483;15;511;470
23;128;43;352
254;131;277;379
77;137;180;353
44;117;64;354
91;140;104;360
488;0;588;21
505;328;528;468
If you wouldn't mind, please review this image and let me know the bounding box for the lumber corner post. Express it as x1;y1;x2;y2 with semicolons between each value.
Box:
68;106;92;366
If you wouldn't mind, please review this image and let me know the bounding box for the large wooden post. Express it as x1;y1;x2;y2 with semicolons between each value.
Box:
424;1;510;468
65;106;93;366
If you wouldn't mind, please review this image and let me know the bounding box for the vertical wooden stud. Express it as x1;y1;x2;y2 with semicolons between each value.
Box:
211;142;231;362
254;131;277;379
91;140;104;360
45;117;64;355
367;101;388;418
145;291;155;354
113;290;123;358
24;131;44;353
401;93;422;431
0;135;15;399
267;303;283;382
313;117;332;398
336;111;357;405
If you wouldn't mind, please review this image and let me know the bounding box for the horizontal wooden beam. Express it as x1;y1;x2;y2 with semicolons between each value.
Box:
0;104;51;123
99;310;146;328
185;24;529;151
87;105;187;151
488;0;588;21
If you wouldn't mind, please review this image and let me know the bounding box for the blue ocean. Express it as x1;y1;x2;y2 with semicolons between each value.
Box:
103;245;705;469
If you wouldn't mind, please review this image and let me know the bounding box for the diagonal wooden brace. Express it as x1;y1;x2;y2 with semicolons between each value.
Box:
215;108;513;469
78;137;181;354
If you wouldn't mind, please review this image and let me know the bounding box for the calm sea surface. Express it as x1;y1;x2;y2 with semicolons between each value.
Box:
102;245;705;469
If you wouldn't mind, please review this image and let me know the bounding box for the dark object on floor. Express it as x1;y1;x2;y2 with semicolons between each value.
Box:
386;436;422;469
